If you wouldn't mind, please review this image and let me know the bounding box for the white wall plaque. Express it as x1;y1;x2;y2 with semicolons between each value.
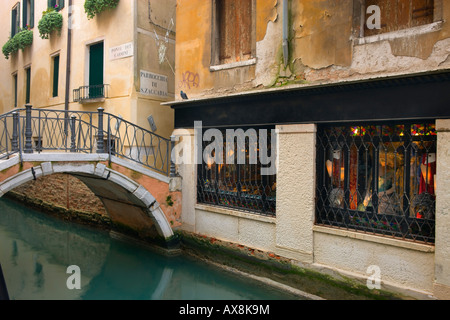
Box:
140;70;168;98
109;42;134;60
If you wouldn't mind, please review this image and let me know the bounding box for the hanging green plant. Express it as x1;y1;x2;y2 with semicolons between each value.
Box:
2;29;33;59
84;0;120;19
38;8;63;39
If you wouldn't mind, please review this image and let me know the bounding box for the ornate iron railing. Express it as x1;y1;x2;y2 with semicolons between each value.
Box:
316;121;437;244
0;105;174;176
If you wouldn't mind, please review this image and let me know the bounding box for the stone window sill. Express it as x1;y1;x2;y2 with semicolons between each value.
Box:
354;21;443;45
210;58;256;72
313;225;435;253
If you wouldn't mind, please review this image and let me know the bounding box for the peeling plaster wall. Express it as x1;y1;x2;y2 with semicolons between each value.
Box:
174;0;450;100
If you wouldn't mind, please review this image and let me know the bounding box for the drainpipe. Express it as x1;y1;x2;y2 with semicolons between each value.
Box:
282;0;289;68
64;0;73;134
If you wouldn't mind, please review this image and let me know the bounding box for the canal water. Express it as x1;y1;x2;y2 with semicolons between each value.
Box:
0;198;302;300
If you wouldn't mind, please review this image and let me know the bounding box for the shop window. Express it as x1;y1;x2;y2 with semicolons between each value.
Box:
364;0;435;37
212;0;253;65
316;121;437;243
197;126;276;216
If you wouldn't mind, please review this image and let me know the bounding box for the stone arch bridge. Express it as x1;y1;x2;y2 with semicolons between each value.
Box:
0;105;181;249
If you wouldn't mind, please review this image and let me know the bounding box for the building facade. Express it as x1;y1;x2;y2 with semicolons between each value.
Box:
168;0;450;299
0;0;176;140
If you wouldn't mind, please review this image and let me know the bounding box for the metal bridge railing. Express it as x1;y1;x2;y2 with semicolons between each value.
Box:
0;105;175;177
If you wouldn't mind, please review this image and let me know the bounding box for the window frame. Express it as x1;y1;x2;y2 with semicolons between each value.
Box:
210;0;257;69
23;0;34;29
11;3;21;38
25;66;31;104
12;72;18;108
52;54;60;97
315;120;437;244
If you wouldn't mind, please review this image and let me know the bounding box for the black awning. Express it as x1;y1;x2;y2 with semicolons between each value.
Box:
170;69;450;128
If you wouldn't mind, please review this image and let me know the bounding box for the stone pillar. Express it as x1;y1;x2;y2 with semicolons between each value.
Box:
275;124;316;263
434;119;450;299
172;128;197;233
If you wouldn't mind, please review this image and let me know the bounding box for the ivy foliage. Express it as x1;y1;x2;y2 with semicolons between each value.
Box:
2;29;33;59
84;0;120;19
38;8;63;39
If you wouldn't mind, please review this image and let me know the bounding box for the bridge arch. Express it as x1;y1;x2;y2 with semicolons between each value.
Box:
0;154;179;248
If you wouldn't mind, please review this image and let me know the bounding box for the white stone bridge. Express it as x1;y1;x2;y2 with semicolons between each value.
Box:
0;105;181;249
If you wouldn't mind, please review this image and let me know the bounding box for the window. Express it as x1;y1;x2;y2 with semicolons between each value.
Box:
11;3;20;37
25;67;31;104
364;0;436;37
52;55;60;97
23;0;35;29
316;121;437;243
48;0;65;11
212;0;254;65
13;73;18;108
197;126;276;216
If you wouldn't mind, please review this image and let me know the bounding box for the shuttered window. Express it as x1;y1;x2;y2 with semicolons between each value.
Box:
48;0;65;11
11;3;20;37
365;0;435;36
23;0;35;29
216;0;253;65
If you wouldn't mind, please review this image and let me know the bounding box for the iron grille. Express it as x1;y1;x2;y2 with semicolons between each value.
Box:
197;126;276;216
316;121;437;244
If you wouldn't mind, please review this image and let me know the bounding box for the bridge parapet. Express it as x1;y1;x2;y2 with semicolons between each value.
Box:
0;105;176;177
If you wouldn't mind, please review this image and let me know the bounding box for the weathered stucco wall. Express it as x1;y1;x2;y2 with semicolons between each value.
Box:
0;0;176;140
175;0;450;99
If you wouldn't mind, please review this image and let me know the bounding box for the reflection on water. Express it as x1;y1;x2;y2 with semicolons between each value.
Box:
0;198;300;300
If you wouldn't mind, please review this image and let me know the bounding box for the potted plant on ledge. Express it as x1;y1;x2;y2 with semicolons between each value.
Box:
84;0;120;19
2;28;33;59
38;7;63;39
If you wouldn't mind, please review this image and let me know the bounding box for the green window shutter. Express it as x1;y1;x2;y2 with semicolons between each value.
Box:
53;56;60;97
30;0;35;28
59;0;65;10
22;0;28;29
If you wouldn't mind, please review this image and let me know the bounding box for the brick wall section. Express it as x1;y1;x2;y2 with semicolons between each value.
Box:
11;173;107;217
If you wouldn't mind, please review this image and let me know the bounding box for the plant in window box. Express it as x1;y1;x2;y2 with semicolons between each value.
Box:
84;0;120;19
2;28;33;59
38;8;63;39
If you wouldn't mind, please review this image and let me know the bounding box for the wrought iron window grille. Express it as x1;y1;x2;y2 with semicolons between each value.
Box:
197;126;276;216
316;121;437;244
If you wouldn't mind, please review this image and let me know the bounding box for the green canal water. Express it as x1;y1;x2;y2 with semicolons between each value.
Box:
0;198;303;300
